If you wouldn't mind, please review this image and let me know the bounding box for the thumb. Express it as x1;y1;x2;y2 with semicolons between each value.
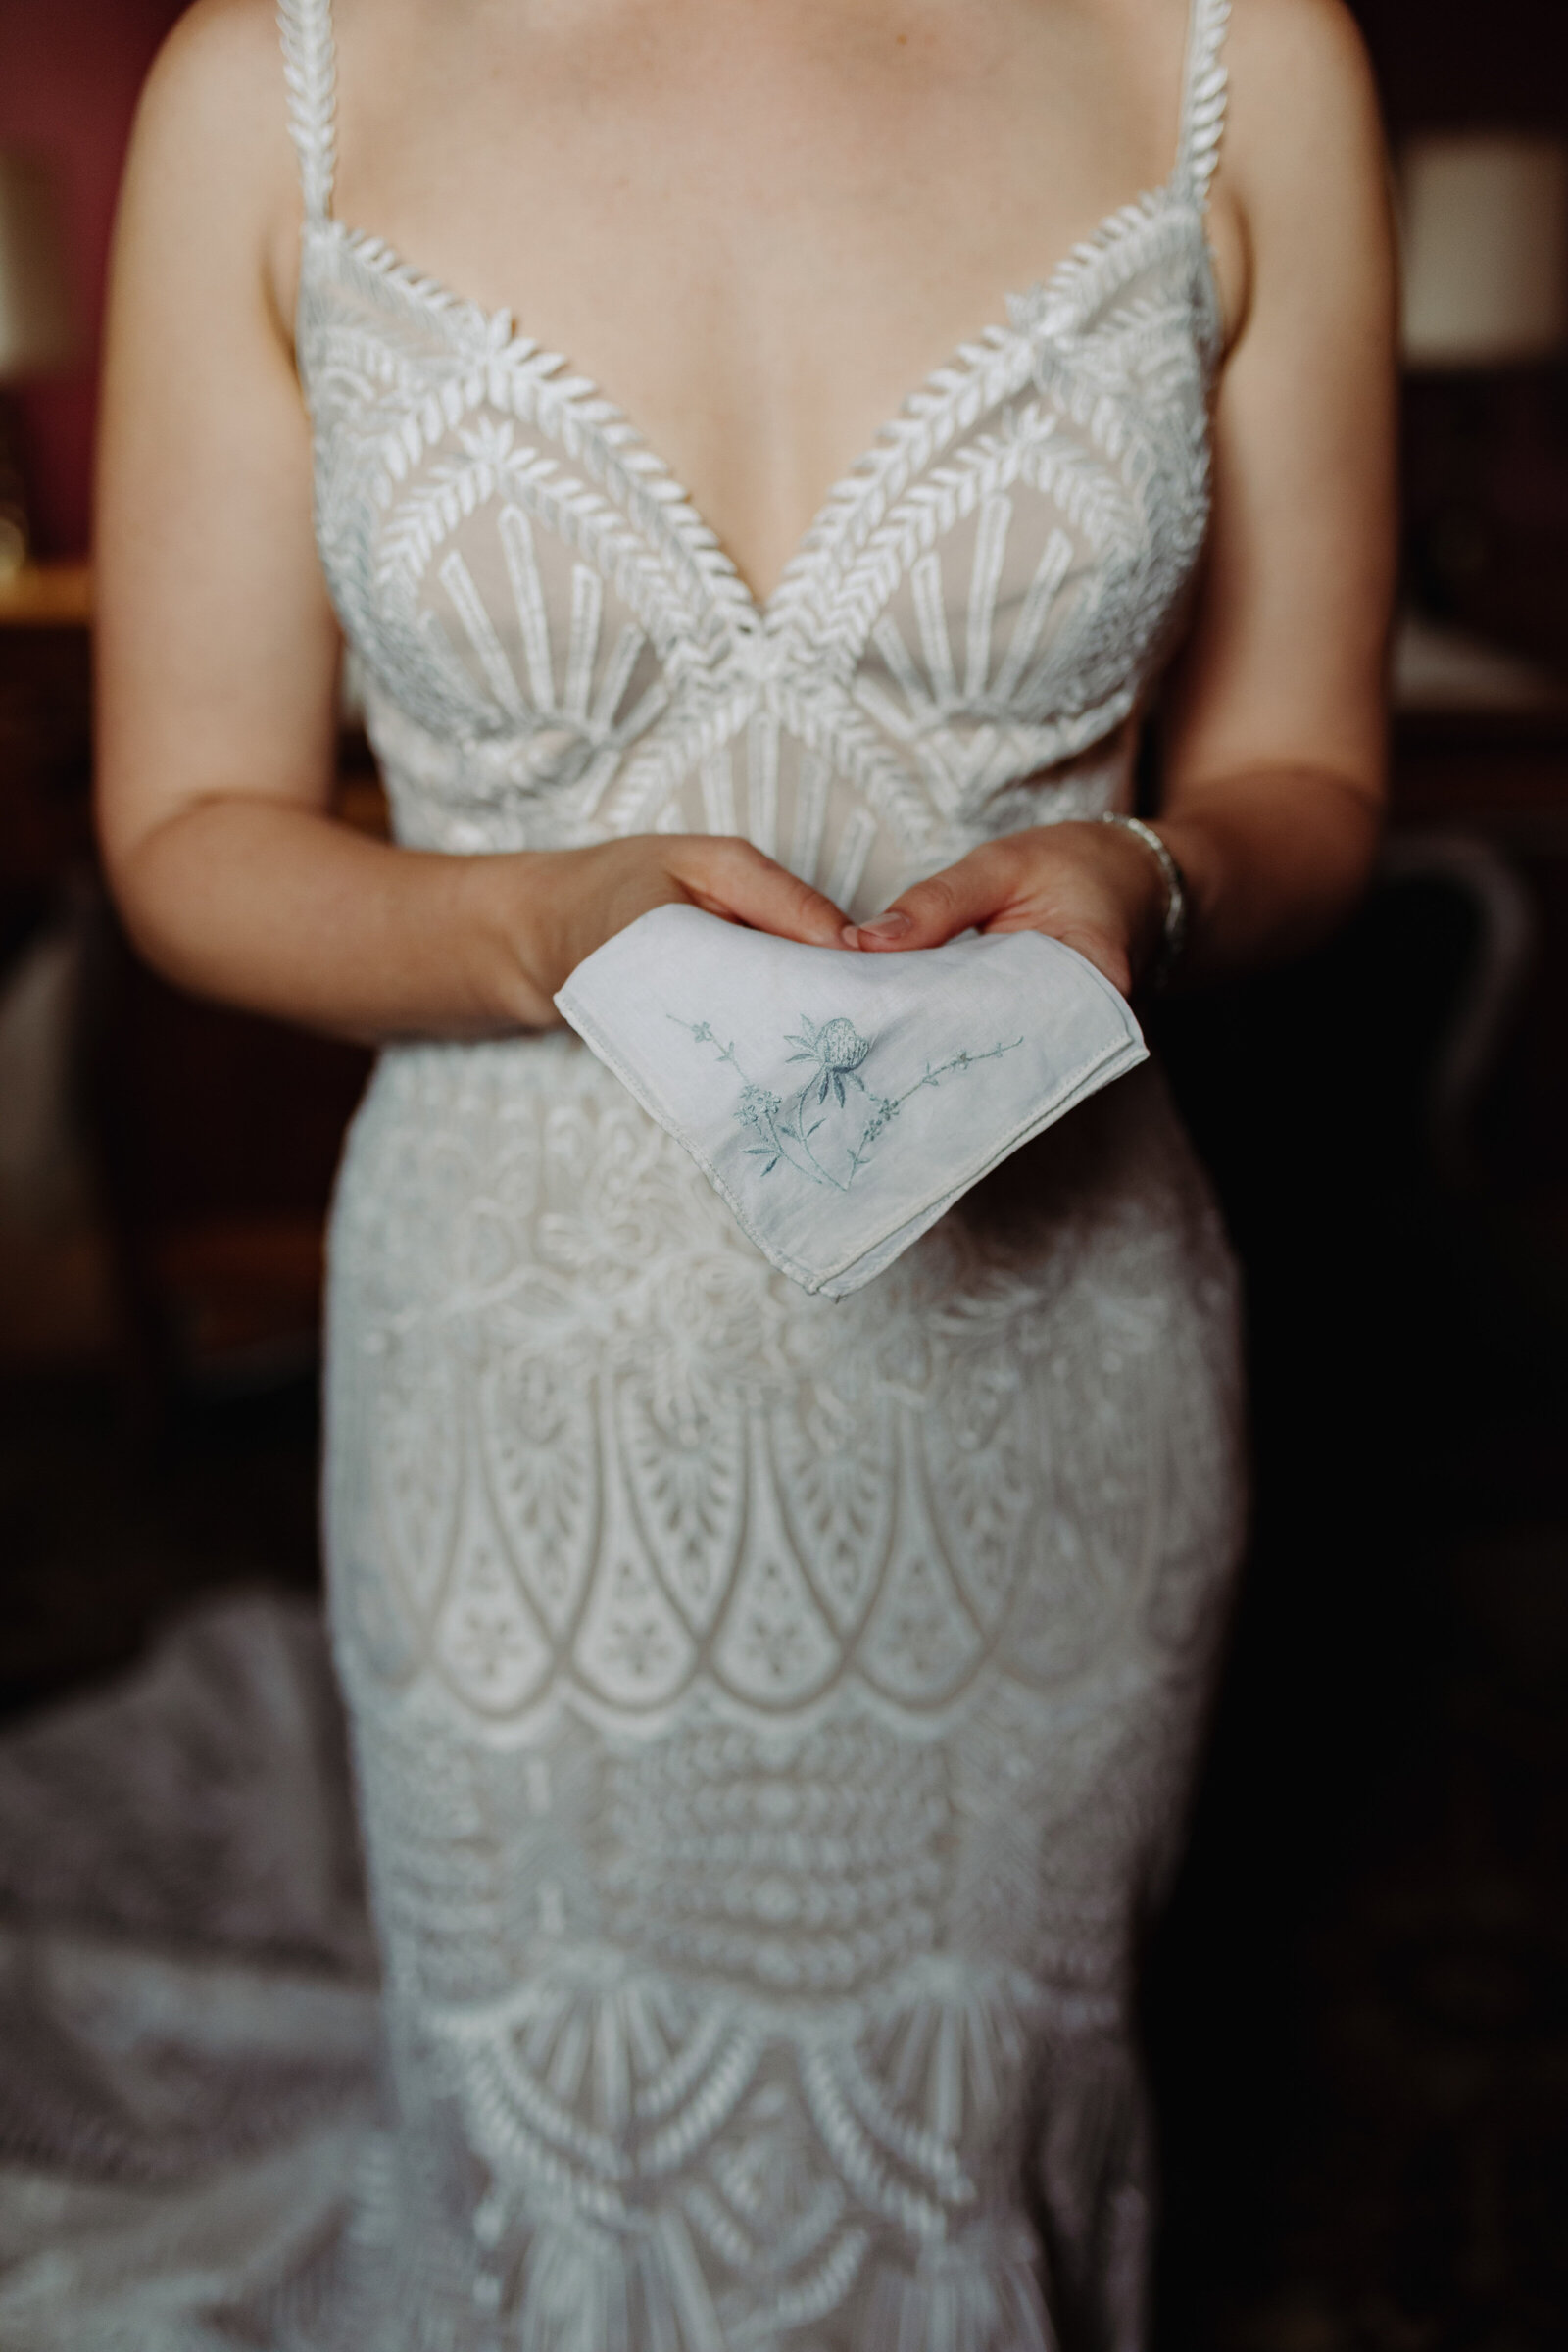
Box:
843;852;1003;952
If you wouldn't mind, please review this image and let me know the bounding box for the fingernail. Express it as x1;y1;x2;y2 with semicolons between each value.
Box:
839;923;862;948
857;912;912;944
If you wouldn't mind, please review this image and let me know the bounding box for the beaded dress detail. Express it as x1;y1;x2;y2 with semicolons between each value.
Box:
0;5;1245;2347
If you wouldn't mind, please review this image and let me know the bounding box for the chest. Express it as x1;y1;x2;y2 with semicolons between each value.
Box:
318;0;1198;603
290;0;1225;893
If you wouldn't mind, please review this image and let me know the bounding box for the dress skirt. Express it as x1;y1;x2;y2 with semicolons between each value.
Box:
318;1028;1246;2351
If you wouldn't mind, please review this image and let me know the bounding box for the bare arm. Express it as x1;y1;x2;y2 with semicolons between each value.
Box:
95;0;844;1045
846;0;1397;990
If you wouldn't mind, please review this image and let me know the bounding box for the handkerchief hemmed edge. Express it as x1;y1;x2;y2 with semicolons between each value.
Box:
809;1029;1149;1297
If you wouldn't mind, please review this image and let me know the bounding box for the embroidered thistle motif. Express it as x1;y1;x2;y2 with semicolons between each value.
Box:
787;1015;873;1107
673;1014;1022;1194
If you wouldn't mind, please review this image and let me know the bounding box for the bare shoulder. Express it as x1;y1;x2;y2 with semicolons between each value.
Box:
123;0;300;298
137;0;291;147
1228;0;1375;70
1212;0;1391;351
1223;0;1386;197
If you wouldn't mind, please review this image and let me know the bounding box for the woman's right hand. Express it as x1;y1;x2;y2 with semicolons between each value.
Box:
469;835;851;1028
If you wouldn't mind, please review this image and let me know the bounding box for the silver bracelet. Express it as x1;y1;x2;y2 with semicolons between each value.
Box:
1099;811;1188;989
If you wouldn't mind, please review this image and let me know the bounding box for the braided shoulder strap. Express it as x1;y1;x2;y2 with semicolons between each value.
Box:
277;0;336;221
1176;0;1231;211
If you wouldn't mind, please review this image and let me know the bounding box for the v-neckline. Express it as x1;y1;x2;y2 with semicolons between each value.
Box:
309;172;1210;627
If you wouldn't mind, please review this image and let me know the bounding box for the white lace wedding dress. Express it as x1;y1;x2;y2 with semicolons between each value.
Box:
0;3;1246;2343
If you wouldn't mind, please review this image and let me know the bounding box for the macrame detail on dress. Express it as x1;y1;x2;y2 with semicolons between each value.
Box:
0;6;1244;2349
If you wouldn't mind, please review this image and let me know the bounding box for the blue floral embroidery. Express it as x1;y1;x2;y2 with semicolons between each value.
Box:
672;1011;1022;1193
786;1015;873;1108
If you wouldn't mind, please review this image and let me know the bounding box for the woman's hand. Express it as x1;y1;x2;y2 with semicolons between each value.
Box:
841;822;1167;997
475;834;850;1025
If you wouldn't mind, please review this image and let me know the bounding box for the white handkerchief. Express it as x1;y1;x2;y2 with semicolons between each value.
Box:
555;904;1147;1298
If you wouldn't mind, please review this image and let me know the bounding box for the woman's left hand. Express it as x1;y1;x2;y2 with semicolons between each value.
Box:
841;820;1168;998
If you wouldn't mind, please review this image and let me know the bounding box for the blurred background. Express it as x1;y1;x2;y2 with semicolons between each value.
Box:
1;1;1566;2345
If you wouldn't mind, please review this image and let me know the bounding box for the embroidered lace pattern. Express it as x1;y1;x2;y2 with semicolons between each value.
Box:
294;0;1229;912
0;6;1246;2348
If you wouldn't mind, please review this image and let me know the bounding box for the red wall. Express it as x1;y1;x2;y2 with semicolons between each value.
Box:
0;0;187;559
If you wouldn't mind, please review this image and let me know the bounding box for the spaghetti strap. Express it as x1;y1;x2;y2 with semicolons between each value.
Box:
1175;0;1231;211
277;0;336;222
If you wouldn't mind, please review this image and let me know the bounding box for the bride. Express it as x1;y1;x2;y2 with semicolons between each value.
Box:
21;0;1393;2342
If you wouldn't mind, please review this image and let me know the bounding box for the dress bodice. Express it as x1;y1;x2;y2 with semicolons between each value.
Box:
285;0;1230;921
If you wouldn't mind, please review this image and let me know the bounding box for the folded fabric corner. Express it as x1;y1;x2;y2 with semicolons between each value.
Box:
555;905;1147;1297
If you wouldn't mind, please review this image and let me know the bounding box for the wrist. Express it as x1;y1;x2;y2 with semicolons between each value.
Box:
1103;814;1190;987
1142;813;1224;982
453;851;559;1030
1091;815;1179;987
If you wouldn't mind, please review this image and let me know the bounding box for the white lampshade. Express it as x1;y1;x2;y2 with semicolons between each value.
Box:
0;149;81;383
1399;132;1568;369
